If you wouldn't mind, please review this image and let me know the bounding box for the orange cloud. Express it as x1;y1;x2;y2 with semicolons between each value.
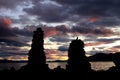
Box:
88;17;99;23
45;49;68;61
4;55;28;61
85;42;106;46
100;28;114;36
45;49;62;55
2;17;11;26
44;27;57;37
107;48;120;53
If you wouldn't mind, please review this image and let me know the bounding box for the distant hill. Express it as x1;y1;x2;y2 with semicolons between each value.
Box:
48;53;113;62
50;53;113;62
0;53;115;63
47;60;67;62
0;59;27;63
88;53;112;61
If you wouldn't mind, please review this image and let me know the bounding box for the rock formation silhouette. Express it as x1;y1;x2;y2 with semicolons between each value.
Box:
17;27;51;80
66;37;92;79
27;28;48;69
19;28;49;72
66;38;91;71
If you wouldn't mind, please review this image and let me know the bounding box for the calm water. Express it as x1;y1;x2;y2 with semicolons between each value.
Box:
0;62;115;71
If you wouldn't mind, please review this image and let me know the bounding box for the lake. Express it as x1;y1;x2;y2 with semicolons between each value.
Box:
0;62;115;71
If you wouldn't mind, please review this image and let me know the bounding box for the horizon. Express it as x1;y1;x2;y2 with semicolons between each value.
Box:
0;0;120;61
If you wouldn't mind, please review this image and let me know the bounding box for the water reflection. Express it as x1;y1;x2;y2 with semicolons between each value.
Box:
47;62;66;69
47;62;115;71
90;62;115;70
0;62;115;71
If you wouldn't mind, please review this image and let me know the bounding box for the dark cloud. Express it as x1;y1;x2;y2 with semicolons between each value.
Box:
113;45;120;48
58;46;68;51
0;18;32;48
0;45;26;57
0;38;27;47
93;17;120;27
11;15;40;26
54;0;120;17
20;24;114;45
0;17;31;47
12;24;57;37
0;0;28;9
12;27;33;37
0;17;16;37
0;52;26;57
24;24;115;43
22;0;120;27
71;26;113;35
31;0;42;4
6;52;27;56
24;0;69;22
56;25;70;33
97;38;120;43
53;0;82;5
0;52;12;57
0;52;27;61
43;24;114;38
50;36;71;42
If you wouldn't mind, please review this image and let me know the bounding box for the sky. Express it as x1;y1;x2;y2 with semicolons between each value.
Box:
0;0;120;61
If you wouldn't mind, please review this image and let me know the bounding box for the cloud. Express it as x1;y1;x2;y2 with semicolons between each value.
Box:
106;47;120;52
58;45;68;52
0;38;28;47
0;0;28;9
50;36;71;42
114;45;120;48
54;0;120;16
42;26;58;37
34;0;119;27
0;18;33;57
71;26;113;35
98;38;120;43
0;17;31;47
88;17;99;23
0;43;28;60
93;17;120;27
2;17;11;26
0;45;27;57
0;17;16;37
23;24;115;45
12;27;33;37
3;55;28;60
85;42;106;47
56;25;70;33
24;0;69;22
45;49;67;61
1;0;120;28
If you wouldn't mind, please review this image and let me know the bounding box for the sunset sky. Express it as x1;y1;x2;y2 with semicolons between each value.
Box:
0;0;120;61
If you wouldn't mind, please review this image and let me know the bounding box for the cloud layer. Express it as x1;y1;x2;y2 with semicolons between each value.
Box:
0;0;120;61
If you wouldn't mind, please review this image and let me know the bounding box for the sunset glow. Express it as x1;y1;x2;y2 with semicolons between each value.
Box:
2;17;11;26
0;0;120;61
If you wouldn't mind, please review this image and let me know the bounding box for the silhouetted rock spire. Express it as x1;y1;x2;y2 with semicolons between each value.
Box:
27;28;48;70
66;39;91;72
